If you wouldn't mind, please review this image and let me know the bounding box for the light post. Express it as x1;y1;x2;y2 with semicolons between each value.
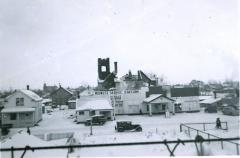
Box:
90;117;93;135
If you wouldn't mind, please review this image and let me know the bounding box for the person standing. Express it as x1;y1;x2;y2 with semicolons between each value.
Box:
216;118;221;129
27;127;31;135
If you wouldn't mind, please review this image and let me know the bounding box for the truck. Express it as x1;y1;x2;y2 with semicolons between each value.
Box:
115;121;142;132
85;115;107;126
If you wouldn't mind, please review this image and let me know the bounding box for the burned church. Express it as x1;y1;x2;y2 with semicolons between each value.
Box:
97;58;117;90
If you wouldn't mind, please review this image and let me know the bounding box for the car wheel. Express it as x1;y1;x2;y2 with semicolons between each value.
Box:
118;128;124;132
136;127;142;132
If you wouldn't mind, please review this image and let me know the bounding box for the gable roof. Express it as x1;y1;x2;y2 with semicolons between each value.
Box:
143;94;175;103
6;90;42;102
171;87;199;97
51;87;73;96
20;90;42;101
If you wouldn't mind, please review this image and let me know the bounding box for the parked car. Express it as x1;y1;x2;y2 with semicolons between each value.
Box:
85;115;107;126
222;105;240;116
115;121;142;132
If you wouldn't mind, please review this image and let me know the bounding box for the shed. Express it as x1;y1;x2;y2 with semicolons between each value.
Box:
200;98;222;113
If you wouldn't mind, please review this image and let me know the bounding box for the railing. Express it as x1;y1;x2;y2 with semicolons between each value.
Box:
1;137;240;158
181;122;228;131
180;122;239;155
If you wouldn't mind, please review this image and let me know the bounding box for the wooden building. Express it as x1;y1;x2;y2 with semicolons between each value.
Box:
51;86;73;106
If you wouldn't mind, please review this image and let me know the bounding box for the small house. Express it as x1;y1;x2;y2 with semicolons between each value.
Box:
143;94;175;116
200;98;222;113
1;88;43;128
76;98;113;123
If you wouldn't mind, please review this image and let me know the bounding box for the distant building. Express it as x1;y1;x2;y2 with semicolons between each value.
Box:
51;86;73;106
43;83;58;94
1;86;43;128
170;87;200;112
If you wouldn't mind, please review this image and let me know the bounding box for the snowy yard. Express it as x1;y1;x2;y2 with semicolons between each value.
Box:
2;109;240;157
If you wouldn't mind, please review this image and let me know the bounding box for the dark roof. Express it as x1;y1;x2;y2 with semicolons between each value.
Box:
171;87;199;97
50;87;73;96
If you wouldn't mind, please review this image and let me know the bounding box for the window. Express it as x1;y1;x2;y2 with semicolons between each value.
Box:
10;113;17;120
79;111;84;115
16;98;24;106
162;104;166;110
101;66;106;72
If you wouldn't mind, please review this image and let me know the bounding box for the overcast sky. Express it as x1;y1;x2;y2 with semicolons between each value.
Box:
0;0;239;90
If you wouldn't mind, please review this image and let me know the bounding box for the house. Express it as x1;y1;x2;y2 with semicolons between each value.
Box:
200;97;222;113
76;97;113;123
51;86;73;106
1;88;43;128
43;83;58;94
143;94;175;116
170;87;200;112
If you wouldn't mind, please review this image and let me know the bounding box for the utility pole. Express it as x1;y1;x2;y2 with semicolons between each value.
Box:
90;109;93;135
90;118;93;135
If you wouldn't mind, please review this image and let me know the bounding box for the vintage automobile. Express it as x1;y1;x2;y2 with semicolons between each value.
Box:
222;105;240;116
85;115;107;126
115;121;142;132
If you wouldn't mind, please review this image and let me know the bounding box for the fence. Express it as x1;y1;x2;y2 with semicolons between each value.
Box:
181;122;228;131
180;122;239;155
1;137;240;158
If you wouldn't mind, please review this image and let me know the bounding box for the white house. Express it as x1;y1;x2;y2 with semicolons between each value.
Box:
1;89;43;128
143;94;175;116
76;97;113;123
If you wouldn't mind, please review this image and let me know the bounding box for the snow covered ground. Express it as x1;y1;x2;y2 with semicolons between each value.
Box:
1;108;239;157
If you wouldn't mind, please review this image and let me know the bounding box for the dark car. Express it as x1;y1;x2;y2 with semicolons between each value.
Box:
85;115;107;126
222;105;240;116
115;121;142;132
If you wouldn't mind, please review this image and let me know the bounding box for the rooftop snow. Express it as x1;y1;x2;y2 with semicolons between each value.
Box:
1;131;68;158
42;98;52;103
20;90;42;101
200;98;222;104
1;107;35;113
199;96;213;101
76;98;113;111
143;94;162;103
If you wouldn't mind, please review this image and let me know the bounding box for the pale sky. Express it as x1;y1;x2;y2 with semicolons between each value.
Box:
0;0;239;90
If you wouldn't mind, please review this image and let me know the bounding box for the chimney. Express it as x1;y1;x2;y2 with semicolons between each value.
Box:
27;85;30;90
114;62;118;74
